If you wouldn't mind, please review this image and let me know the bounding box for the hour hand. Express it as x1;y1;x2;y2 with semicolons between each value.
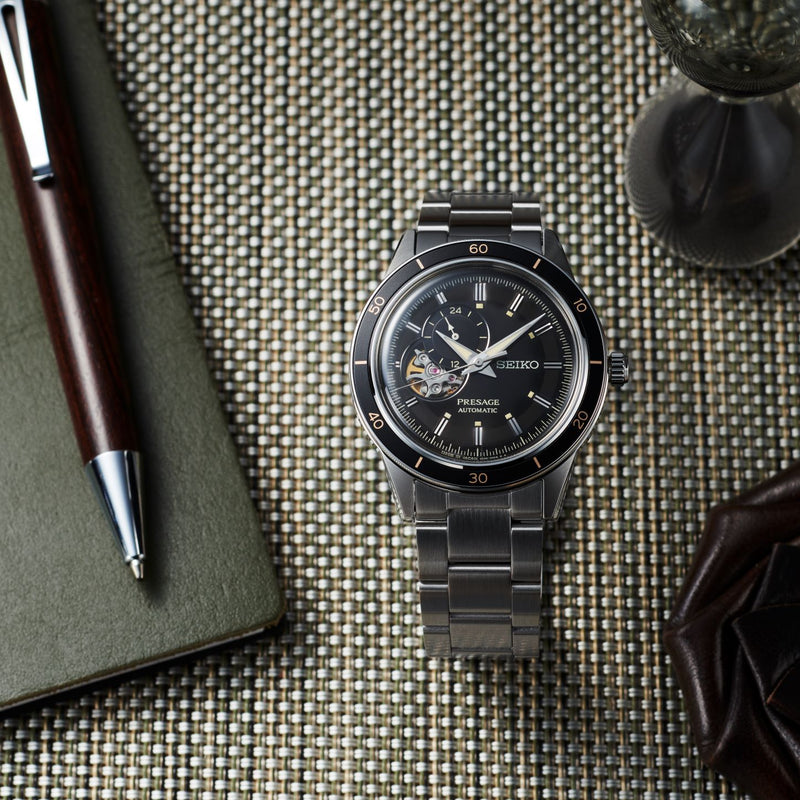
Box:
436;331;496;378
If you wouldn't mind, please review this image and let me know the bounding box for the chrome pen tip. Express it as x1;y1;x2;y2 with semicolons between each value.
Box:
85;450;146;582
129;559;145;581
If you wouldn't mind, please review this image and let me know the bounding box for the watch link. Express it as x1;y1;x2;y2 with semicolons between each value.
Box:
350;192;628;658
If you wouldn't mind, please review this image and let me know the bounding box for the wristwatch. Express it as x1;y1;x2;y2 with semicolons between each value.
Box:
350;192;628;658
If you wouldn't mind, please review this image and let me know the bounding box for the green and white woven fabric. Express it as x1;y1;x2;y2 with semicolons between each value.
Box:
3;0;798;797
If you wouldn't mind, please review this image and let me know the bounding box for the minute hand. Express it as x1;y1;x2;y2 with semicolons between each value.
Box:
476;313;546;363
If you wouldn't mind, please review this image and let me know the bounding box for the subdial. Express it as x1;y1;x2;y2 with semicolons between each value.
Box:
421;307;488;367
402;344;466;399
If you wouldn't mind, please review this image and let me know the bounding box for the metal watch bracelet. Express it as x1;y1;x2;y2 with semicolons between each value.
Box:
413;192;547;658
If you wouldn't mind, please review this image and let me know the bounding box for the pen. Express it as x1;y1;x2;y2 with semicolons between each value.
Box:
0;0;145;579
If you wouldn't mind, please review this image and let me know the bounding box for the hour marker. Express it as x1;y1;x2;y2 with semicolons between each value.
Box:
474;282;486;309
527;313;547;338
406;321;421;333
527;390;552;409
435;291;448;305
589;360;603;365
505;413;523;437
530;321;553;337
406;397;418;407
506;293;524;317
474;420;483;446
415;456;423;468
533;456;541;468
354;360;367;365
416;258;425;269
532;258;541;269
433;413;451;437
543;361;562;369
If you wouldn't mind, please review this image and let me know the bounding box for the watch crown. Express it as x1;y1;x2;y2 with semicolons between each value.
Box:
608;351;629;387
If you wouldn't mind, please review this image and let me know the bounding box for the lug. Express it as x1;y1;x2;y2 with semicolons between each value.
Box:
539;454;577;519
381;456;415;521
384;230;417;277
542;229;574;277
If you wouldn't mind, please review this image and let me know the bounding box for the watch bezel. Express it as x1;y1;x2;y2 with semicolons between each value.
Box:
350;240;609;492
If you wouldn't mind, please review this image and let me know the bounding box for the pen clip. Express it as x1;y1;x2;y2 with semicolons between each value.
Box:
0;0;52;181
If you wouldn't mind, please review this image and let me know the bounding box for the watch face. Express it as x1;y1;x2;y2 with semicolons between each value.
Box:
350;240;608;491
373;260;585;464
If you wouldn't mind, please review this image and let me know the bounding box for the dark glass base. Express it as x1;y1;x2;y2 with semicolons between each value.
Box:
625;77;800;267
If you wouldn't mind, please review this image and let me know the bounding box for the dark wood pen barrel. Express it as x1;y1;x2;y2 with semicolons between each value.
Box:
0;0;137;463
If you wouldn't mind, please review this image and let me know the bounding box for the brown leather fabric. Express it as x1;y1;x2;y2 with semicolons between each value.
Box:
664;462;800;799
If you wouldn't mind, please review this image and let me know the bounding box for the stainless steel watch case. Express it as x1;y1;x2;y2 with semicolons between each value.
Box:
349;235;610;503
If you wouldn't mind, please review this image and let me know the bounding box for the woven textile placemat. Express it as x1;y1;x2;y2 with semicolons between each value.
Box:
2;0;798;797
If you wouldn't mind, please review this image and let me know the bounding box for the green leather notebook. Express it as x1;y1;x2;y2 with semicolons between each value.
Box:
0;0;283;712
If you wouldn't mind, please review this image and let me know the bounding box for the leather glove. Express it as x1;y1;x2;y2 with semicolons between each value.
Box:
663;462;800;799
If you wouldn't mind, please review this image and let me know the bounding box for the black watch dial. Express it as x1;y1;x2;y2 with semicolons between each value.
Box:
373;260;586;464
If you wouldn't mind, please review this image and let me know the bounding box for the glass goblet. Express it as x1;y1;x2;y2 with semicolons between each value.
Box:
625;1;800;267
